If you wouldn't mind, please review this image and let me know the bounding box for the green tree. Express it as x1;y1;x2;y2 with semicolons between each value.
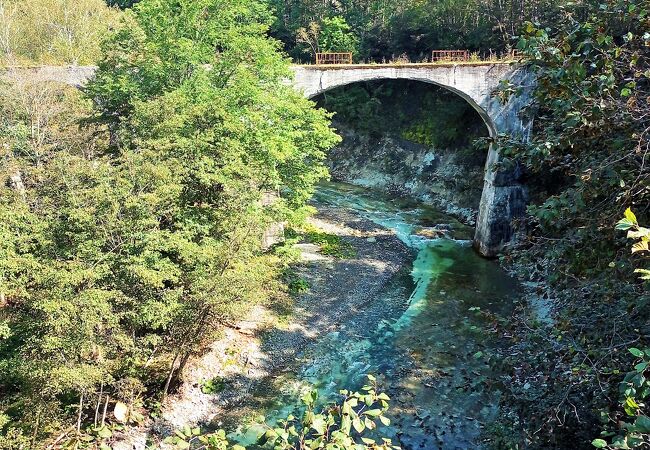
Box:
269;0;563;62
320;16;359;53
0;0;121;65
85;0;340;402
1;0;339;445
0;77;126;443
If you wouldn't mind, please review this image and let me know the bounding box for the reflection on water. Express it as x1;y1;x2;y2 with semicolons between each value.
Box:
238;182;520;450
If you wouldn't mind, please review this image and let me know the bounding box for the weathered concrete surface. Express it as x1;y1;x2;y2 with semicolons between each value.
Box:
293;63;512;137
1;65;97;87
1;63;533;256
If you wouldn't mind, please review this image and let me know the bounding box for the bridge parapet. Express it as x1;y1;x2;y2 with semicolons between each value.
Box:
1;65;97;87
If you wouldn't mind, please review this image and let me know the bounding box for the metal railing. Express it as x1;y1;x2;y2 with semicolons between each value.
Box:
431;50;469;62
315;52;353;65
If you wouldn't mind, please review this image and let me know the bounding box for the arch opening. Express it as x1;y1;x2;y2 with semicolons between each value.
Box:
312;78;494;226
304;75;499;139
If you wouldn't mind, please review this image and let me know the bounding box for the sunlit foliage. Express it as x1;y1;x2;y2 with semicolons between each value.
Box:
0;0;121;65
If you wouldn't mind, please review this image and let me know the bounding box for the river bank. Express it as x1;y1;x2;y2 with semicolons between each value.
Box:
113;194;414;449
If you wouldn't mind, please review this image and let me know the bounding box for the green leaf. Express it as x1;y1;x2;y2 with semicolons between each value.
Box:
635;269;650;280
96;427;112;439
624;208;638;225
616;219;635;231
627;228;650;239
629;348;644;358
176;440;190;450
352;418;365;433
174;430;187;440
632;241;649;254
341;414;352;435
311;416;327;435
591;438;608;448
633;415;650;433
379;415;391;426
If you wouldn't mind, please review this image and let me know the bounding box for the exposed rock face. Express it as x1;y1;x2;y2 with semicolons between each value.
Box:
327;124;486;225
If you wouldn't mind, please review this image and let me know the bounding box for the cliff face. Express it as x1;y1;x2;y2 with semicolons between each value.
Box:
327;123;488;225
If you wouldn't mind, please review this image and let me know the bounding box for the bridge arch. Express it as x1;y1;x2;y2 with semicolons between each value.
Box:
301;73;499;139
291;63;533;257
294;64;498;138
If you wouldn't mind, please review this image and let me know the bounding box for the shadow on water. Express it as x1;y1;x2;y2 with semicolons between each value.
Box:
204;182;521;449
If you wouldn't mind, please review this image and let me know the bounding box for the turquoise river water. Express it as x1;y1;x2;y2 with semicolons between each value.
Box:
238;182;521;450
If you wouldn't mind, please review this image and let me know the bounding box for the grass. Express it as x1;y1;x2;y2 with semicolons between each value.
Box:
201;377;226;394
285;224;357;259
303;226;356;259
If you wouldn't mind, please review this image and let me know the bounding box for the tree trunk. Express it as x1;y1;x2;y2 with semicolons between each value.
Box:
76;393;84;433
162;353;180;398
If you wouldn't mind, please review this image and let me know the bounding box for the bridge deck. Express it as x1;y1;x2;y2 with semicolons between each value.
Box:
298;60;518;70
1;59;517;72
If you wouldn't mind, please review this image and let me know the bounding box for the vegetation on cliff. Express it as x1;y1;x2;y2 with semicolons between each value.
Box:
489;0;649;447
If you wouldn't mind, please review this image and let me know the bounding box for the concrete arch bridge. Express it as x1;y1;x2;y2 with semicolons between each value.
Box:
1;62;533;256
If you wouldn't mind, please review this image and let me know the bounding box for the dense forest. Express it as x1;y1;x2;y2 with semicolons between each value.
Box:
0;0;649;449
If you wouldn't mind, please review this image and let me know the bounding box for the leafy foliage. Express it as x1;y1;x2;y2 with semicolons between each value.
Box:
0;0;121;65
319;80;488;151
487;1;650;447
165;376;398;450
616;209;650;280
0;0;339;445
592;213;650;449
296;16;359;57
269;0;564;62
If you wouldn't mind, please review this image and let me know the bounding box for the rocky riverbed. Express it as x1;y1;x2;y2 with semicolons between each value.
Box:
112;196;414;449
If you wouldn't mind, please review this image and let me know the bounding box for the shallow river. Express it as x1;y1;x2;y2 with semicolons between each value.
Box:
239;182;521;449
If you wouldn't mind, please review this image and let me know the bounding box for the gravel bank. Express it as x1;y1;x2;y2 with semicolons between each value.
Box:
112;202;414;449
